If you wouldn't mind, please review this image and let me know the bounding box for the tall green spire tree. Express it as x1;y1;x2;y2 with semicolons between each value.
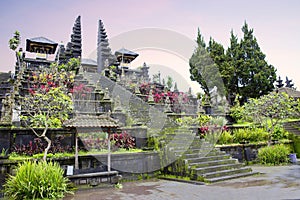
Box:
189;29;223;96
225;30;242;101
189;22;277;105
237;22;276;101
207;37;228;97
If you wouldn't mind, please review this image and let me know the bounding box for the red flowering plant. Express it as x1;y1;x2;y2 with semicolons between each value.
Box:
71;83;93;99
198;126;209;139
197;116;228;140
110;131;136;150
20;62;76;161
27;65;75;95
139;82;190;113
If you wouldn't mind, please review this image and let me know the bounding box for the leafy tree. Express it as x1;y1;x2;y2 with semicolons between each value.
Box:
9;31;21;69
20;64;76;161
189;29;223;96
166;76;173;90
190;22;277;104
225;31;243;101
57;57;81;72
237;22;276;102
21;87;73;161
241;92;296;138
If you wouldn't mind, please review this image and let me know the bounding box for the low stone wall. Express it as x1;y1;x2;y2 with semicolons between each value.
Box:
0;128;75;154
217;141;293;162
0;152;161;177
121;127;148;148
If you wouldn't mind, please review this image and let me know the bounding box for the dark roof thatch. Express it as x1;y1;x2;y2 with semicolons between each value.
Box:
64;114;119;128
115;48;139;57
26;37;58;54
81;58;97;66
27;37;57;44
115;48;139;63
0;72;12;82
277;87;300;98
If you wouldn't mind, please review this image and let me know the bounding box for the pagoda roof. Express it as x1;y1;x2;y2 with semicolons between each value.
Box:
26;36;58;54
64;114;119;128
115;48;139;57
277;87;300;98
81;58;97;66
115;48;139;63
27;36;57;44
0;72;12;82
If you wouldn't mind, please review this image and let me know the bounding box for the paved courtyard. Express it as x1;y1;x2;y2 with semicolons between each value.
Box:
64;165;300;200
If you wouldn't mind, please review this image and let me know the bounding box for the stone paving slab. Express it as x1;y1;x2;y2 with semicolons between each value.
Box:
64;165;300;200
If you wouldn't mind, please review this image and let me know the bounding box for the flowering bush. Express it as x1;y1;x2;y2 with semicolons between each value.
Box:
12;136;72;156
198;125;228;139
198;126;209;139
139;82;190;113
79;131;136;151
110;132;136;150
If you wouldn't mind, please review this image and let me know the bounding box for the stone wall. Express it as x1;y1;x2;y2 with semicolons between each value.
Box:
218;141;293;162
121;127;148;148
0;128;75;153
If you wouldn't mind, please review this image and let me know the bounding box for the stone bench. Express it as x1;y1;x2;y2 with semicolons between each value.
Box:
67;170;122;186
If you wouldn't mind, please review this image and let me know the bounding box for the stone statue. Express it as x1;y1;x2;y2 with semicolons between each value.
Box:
173;82;178;92
134;84;141;94
103;88;110;100
1;95;12;122
178;93;184;105
197;99;205;114
148;89;154;103
164;96;172;113
104;59;109;68
113;95;122;112
152;74;159;83
121;67;125;78
209;86;219;106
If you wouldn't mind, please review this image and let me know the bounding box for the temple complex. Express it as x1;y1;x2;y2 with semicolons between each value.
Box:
0;15;263;186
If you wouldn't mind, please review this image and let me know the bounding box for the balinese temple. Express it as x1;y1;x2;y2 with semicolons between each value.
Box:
23;36;58;70
275;76;284;88
115;48;139;66
57;16;82;64
97;20;116;73
81;58;98;72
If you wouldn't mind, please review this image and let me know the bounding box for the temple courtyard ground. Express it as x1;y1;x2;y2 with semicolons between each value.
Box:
64;164;300;200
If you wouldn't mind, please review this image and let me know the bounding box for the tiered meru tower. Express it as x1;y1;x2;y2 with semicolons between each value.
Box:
57;16;82;64
97;20;115;73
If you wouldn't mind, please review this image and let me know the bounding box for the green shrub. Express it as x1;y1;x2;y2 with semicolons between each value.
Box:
4;161;74;199
289;134;300;156
271;125;289;140
233;129;249;143
248;128;269;142
218;131;233;144
257;144;290;165
233;128;269;143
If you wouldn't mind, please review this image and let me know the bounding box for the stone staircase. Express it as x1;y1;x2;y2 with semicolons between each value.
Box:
166;129;257;183
283;121;300;136
84;74;257;183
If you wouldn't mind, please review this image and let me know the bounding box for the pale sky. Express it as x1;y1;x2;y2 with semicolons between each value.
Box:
1;0;300;92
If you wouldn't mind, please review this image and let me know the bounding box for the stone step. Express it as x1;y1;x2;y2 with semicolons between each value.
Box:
205;171;259;183
191;158;238;168
189;144;215;150
186;155;231;164
183;148;223;155
202;167;252;179
184;150;227;159
194;163;242;174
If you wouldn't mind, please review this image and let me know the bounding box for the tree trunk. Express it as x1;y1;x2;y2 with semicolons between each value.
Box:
75;132;79;169
43;135;51;161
